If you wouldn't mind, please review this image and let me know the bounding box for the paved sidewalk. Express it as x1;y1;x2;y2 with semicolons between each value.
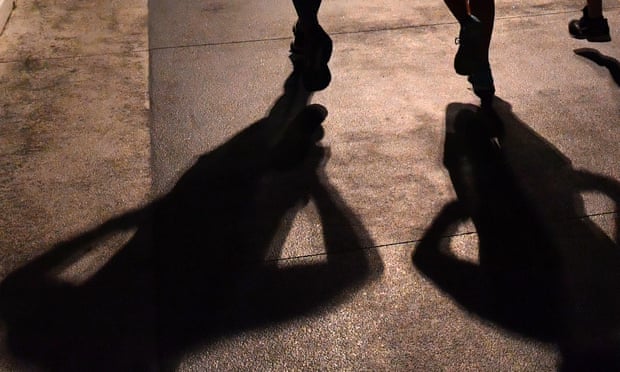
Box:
0;0;618;370
150;0;620;370
0;1;150;370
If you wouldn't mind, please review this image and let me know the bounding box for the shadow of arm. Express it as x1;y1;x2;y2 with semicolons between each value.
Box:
412;201;483;312
0;205;151;290
310;171;383;279
243;166;383;322
573;169;620;243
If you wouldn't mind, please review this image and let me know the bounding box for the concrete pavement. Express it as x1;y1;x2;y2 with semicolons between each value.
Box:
0;0;150;370
1;0;620;370
149;1;619;368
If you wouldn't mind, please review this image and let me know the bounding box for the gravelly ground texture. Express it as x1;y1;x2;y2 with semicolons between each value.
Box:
1;0;619;370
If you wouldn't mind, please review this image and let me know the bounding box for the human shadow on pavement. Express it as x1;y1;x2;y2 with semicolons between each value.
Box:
574;48;620;87
412;98;620;371
0;68;383;371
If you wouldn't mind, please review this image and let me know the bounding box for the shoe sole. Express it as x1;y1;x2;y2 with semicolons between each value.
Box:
587;34;612;42
468;79;495;102
571;33;612;42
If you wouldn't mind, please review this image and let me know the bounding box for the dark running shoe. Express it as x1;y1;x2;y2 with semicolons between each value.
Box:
454;15;484;76
569;6;611;42
290;23;333;92
468;66;495;101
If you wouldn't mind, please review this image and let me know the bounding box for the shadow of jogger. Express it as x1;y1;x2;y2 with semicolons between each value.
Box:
413;98;620;371
0;68;383;371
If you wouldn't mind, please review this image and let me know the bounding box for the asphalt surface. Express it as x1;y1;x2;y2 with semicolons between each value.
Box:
1;0;619;370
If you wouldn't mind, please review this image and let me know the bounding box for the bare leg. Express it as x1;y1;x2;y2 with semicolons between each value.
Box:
443;0;470;24
448;0;496;100
290;0;332;92
469;0;495;62
292;0;322;31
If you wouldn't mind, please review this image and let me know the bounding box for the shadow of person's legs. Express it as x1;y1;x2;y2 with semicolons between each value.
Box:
0;66;383;371
416;97;620;369
414;101;561;341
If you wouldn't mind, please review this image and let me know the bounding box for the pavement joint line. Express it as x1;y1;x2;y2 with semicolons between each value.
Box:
1;6;618;63
147;6;620;53
0;49;149;65
262;231;479;263
261;207;619;263
573;210;619;220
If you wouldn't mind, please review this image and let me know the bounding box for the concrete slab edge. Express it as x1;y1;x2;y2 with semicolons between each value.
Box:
0;0;13;35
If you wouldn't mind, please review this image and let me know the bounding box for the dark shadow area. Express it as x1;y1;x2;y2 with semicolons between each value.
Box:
574;48;620;87
0;67;383;371
413;98;620;371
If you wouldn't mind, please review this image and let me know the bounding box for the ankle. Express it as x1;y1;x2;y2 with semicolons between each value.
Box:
296;18;320;33
459;14;480;26
586;10;604;20
584;5;603;19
